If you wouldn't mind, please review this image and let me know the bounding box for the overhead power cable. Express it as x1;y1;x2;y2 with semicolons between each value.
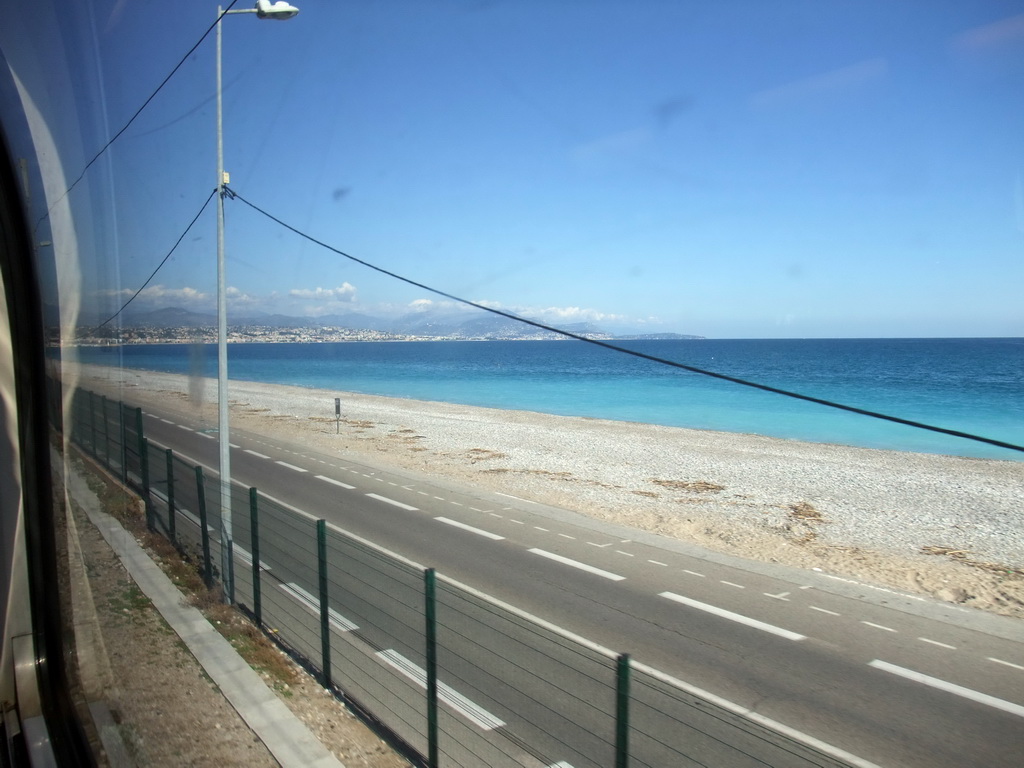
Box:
88;188;218;336
37;0;240;229
231;188;1024;455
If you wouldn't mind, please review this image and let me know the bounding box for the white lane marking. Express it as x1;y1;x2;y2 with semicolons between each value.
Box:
275;461;308;473
587;541;613;548
198;432;215;440
559;534;577;540
496;492;536;504
683;569;706;578
720;581;745;589
509;519;524;525
230;443;240;449
989;657;1024;672
529;549;626;581
534;526;549;532
861;621;897;633
376;650;505;730
233;545;271;572
279;583;358;632
244;449;271;459
660;592;806;641
869;660;1024;718
648;560;668;567
810;606;841;616
160;418;174;424
615;550;633;557
918;637;956;650
315;475;356;490
469;506;484;512
547;763;575;768
366;493;419;512
765;591;790;601
435;517;505;540
490;513;503;518
450;501;463;507
634;660;883;768
177;425;194;432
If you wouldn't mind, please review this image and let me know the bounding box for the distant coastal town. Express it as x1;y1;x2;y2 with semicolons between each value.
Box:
72;323;701;345
67;306;703;345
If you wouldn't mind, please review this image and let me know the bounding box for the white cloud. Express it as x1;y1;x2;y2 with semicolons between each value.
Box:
288;283;357;301
750;58;888;109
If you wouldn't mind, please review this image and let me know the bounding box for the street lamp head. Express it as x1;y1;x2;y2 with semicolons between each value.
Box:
255;0;299;19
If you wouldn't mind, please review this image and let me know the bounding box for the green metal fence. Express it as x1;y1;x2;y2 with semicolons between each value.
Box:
69;387;855;768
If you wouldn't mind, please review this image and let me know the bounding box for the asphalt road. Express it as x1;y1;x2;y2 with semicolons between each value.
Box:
126;400;1024;768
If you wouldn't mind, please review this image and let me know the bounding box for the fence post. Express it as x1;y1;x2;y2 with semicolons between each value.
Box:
140;438;154;531
134;407;145;486
196;466;213;588
119;402;127;484
317;519;331;687
249;487;261;626
89;390;97;456
615;653;631;768
424;567;439;768
102;395;110;466
166;449;176;542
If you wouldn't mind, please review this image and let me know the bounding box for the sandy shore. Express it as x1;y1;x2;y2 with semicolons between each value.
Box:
73;364;1024;619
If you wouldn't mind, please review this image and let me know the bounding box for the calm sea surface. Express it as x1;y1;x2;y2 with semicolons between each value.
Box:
72;338;1024;461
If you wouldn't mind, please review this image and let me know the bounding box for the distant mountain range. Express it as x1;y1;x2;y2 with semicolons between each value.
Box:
80;306;703;341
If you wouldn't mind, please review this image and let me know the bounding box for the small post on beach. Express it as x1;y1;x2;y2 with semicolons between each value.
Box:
335;397;341;434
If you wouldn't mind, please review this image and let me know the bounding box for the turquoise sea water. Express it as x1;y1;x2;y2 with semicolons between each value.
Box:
72;338;1024;461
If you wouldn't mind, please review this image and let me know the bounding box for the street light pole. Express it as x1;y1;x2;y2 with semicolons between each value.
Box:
215;1;299;602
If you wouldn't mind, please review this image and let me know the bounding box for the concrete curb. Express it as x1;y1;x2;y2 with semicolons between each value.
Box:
69;465;345;768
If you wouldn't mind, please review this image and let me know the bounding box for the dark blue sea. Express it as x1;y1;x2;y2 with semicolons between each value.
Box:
73;338;1024;461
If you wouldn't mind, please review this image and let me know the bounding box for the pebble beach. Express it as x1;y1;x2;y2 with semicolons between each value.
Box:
73;363;1024;618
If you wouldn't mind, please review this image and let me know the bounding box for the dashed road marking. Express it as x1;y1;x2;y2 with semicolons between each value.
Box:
765;592;791;601
529;549;626;582
988;657;1024;672
861;621;897;633
365;494;419;512
648;560;668;567
615;550;633;557
810;606;841;616
496;492;535;504
660;592;806;641
377;650;505;730
918;637;956;650
720;581;746;589
275;461;308;473
315;475;356;490
683;570;706;578
869;660;1024;718
279;583;357;632
435;517;505;540
244;449;271;459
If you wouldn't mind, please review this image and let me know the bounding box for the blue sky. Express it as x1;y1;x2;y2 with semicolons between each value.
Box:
81;0;1024;338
